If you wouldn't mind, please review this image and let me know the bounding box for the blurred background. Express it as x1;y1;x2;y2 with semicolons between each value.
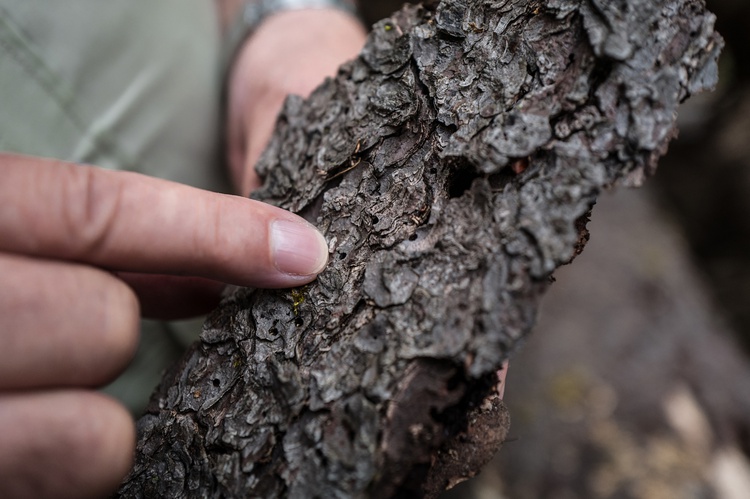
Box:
362;1;750;497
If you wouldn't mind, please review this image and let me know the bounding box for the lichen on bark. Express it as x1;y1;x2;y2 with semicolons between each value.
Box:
117;0;721;497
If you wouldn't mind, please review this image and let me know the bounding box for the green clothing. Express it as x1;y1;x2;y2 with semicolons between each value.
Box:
1;1;231;413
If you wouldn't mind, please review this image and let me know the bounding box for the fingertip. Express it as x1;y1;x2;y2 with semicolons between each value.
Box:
103;278;141;378
76;272;140;387
197;195;330;289
88;393;136;494
269;218;329;279
61;392;136;498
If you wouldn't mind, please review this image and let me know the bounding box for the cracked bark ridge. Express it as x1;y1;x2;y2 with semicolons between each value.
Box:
117;1;721;497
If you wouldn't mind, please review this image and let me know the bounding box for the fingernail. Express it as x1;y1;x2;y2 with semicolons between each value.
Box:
270;219;329;276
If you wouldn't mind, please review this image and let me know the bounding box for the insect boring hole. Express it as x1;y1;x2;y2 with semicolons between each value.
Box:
446;159;481;199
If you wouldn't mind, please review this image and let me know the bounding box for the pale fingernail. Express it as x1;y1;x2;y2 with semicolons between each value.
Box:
270;219;329;276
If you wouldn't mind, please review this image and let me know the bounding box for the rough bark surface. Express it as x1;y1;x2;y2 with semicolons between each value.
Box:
117;0;721;497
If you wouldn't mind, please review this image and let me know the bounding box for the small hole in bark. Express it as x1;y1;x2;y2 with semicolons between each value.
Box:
345;423;356;442
371;215;379;224
294;317;304;327
448;161;479;198
212;379;221;388
589;59;614;96
269;327;278;336
409;234;418;241
338;252;347;260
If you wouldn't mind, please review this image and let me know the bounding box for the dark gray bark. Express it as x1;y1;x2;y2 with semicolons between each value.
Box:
116;0;721;497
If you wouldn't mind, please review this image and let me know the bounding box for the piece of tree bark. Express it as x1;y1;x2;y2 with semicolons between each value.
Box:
116;0;721;497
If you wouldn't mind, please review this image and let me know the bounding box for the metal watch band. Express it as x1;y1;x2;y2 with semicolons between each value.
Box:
225;0;359;68
242;0;357;29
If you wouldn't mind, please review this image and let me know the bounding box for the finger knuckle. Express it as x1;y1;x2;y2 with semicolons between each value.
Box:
80;273;140;386
60;165;123;259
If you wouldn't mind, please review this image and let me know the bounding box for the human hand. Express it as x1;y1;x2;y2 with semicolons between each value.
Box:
227;8;367;196
0;153;329;498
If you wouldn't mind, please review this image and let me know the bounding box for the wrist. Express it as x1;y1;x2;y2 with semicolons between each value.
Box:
224;0;359;69
234;8;364;104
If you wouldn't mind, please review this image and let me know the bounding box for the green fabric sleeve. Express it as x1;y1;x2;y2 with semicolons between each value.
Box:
0;0;230;193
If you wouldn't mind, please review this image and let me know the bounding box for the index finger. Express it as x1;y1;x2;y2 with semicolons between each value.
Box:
0;154;329;288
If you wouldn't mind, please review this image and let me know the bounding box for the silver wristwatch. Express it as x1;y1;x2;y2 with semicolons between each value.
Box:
225;0;359;65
